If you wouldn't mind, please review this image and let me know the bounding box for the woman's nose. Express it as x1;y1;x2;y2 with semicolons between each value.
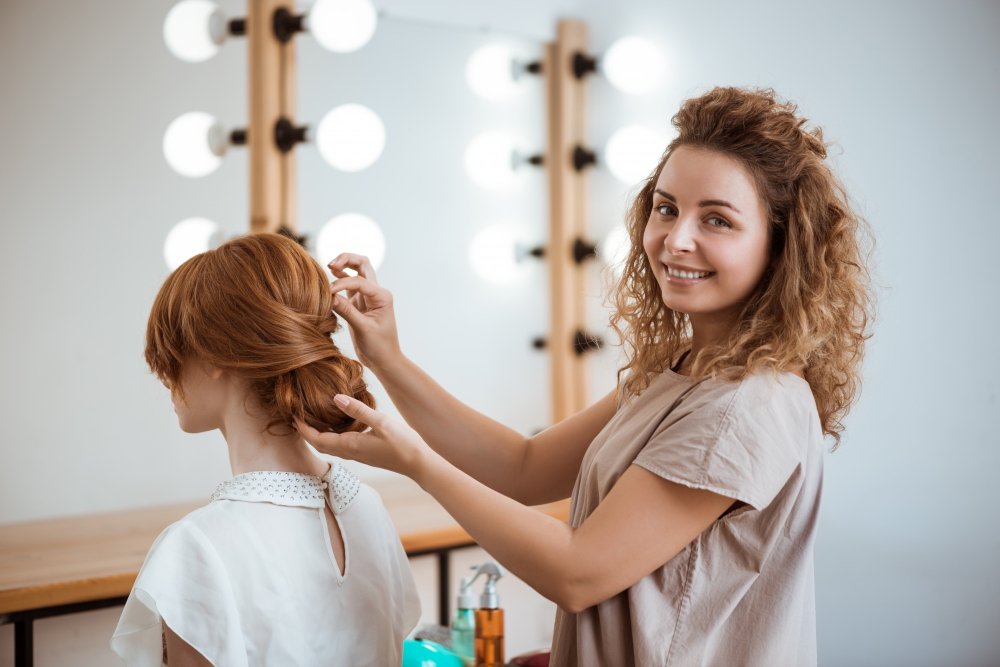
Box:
664;217;696;254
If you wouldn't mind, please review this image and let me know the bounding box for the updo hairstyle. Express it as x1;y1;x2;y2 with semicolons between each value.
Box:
145;232;374;434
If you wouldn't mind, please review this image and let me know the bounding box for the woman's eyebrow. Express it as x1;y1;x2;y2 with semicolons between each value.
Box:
654;189;741;214
699;199;741;214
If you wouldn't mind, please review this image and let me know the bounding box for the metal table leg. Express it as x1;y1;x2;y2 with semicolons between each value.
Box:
14;618;32;667
438;550;450;627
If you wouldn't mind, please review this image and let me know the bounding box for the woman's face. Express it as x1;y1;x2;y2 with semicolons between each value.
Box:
642;146;771;336
170;360;227;433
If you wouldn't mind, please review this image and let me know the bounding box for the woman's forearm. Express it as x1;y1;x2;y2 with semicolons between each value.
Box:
414;450;580;609
412;450;735;615
372;354;533;500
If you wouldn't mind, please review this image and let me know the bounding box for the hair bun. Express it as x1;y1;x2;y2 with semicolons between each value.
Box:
267;350;375;436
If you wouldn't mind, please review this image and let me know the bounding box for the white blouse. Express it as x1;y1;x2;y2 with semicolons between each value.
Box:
111;463;420;666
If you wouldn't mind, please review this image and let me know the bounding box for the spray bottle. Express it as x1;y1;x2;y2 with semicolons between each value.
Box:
468;562;505;667
450;575;476;666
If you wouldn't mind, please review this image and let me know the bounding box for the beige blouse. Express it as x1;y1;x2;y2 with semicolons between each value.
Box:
550;368;824;666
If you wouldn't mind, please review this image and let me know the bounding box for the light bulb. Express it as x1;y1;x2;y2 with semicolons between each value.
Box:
468;224;535;285
307;0;378;53
604;125;670;184
164;218;223;270
316;213;386;270
466;44;520;101
316;104;386;172
163;0;226;63
600;226;631;274
464;131;525;190
602;36;665;95
163;112;228;178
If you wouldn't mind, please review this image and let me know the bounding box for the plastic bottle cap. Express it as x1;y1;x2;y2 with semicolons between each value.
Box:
457;575;476;609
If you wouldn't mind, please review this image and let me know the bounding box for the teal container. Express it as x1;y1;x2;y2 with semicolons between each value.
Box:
401;639;464;667
450;606;475;664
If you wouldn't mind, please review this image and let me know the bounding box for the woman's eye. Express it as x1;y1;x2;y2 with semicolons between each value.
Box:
655;204;677;217
706;216;732;229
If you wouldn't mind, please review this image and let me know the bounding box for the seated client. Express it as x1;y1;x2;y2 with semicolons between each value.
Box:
111;233;419;666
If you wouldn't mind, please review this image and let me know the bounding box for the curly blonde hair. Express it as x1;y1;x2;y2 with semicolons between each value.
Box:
611;87;874;447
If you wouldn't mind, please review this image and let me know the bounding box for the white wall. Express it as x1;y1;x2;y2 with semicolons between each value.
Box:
2;1;999;666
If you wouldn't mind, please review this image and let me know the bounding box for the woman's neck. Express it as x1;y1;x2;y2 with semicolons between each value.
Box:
684;310;742;371
218;395;328;478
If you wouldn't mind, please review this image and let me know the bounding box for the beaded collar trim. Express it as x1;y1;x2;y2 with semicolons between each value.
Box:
210;463;361;514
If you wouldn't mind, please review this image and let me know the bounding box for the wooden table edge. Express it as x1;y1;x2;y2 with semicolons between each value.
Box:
0;492;569;616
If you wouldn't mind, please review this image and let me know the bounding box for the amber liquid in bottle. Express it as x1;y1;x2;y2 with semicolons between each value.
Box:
474;607;504;667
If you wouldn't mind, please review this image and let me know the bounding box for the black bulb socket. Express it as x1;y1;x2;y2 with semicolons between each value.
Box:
277;226;308;248
572;145;597;171
274;118;307;153
573;330;604;356
571;52;598;79
272;7;305;43
572;238;597;264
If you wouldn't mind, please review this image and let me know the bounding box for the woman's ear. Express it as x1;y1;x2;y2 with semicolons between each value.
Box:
207;366;224;381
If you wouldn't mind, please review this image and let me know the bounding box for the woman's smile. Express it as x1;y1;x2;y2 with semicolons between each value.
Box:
664;262;716;284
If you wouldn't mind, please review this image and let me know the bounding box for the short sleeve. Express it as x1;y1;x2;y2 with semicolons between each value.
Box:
111;520;247;667
633;376;806;510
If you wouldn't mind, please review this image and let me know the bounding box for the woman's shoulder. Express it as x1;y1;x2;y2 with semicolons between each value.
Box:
144;506;219;557
732;368;813;401
667;368;817;433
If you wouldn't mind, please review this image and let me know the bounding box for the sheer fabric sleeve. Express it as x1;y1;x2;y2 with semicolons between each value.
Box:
633;377;805;511
371;489;422;638
111;520;247;667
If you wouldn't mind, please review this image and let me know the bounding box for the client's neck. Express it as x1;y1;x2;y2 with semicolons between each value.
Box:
218;395;329;478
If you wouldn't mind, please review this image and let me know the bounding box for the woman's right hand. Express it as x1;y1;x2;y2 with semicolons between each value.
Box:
327;253;401;371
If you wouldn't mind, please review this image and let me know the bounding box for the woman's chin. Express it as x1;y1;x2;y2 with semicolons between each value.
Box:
177;419;212;434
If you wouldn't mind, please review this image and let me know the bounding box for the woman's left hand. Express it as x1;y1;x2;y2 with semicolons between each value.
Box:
295;395;436;480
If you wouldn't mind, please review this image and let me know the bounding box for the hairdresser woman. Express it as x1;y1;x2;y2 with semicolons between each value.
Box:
297;87;872;666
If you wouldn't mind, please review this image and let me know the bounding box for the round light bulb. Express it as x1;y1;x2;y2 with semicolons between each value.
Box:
307;0;378;53
604;125;670;184
164;217;223;270
163;0;226;63
466;44;520;101
602;36;666;95
316;213;386;270
464;131;524;190
316;104;386;172
600;226;631;274
469;224;535;285
163;111;227;178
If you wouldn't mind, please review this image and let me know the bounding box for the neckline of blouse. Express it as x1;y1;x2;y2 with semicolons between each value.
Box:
210;463;361;514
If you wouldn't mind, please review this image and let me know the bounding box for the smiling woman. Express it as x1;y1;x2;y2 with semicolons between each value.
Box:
614;88;873;447
296;87;875;667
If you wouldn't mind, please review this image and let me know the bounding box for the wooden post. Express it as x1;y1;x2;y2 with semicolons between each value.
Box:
247;0;296;234
544;20;589;424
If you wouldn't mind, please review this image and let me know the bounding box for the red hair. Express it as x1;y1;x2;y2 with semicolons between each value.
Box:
145;233;374;434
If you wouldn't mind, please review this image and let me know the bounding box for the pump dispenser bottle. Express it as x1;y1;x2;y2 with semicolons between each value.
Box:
468;562;505;667
451;575;476;666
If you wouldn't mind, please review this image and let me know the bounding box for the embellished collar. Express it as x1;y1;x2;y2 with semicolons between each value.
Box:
210;463;361;514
